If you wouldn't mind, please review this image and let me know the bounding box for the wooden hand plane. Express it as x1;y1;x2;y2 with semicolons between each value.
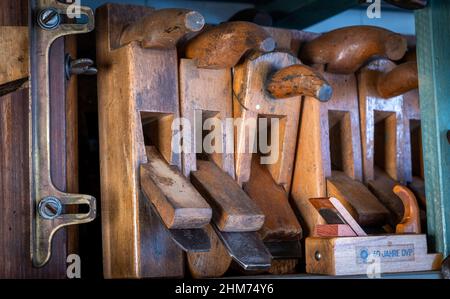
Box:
233;50;332;274
373;51;426;209
96;4;212;278
180;24;276;277
291;63;389;236
306;190;442;276
358;57;424;227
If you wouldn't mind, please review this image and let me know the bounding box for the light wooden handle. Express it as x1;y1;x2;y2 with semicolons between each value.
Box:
266;64;333;102
120;8;205;49
299;26;407;74
185;21;276;69
393;185;421;234
377;61;418;98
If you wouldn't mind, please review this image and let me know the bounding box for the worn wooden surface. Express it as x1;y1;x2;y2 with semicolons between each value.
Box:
358;59;408;183
368;169;404;225
401;82;427;211
0;0;70;278
244;156;302;241
120;8;204;49
178;58;234;178
140;147;211;229
306;234;442;276
233;52;302;238
64;35;80;256
327;171;388;226
291;69;388;234
358;59;411;225
96;4;184;278
233;51;301;191
300;26;407;74
185;21;275;69
191;160;264;232
233;51;303;274
179;58;235;277
0;26;28;91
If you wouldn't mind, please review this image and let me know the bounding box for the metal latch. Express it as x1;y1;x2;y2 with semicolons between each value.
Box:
29;0;96;267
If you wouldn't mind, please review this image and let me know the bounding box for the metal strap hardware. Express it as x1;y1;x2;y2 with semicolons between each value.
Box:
30;0;96;268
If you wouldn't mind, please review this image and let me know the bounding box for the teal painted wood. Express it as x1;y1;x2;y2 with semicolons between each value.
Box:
415;0;450;257
257;0;359;29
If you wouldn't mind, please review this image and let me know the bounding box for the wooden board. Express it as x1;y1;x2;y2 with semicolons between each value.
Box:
96;4;183;278
291;70;388;234
327;171;388;226
0;0;70;278
191;160;264;232
306;234;443;276
244;156;302;241
358;59;408;183
178;58;234;178
140;147;211;229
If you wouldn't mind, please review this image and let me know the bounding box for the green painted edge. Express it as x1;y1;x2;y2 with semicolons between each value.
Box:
415;0;450;257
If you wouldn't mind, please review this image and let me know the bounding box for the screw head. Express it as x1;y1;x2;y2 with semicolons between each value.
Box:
315;251;322;261
37;8;61;30
38;197;63;220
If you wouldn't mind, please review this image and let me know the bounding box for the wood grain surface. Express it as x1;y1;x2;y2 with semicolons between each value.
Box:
0;0;70;278
96;4;184;278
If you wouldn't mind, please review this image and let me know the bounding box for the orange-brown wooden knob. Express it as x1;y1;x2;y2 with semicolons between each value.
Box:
300;26;407;74
120;8;205;49
267;64;332;102
185;21;276;69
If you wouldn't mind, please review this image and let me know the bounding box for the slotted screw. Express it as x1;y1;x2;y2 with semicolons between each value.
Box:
38;197;63;220
37;8;61;30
